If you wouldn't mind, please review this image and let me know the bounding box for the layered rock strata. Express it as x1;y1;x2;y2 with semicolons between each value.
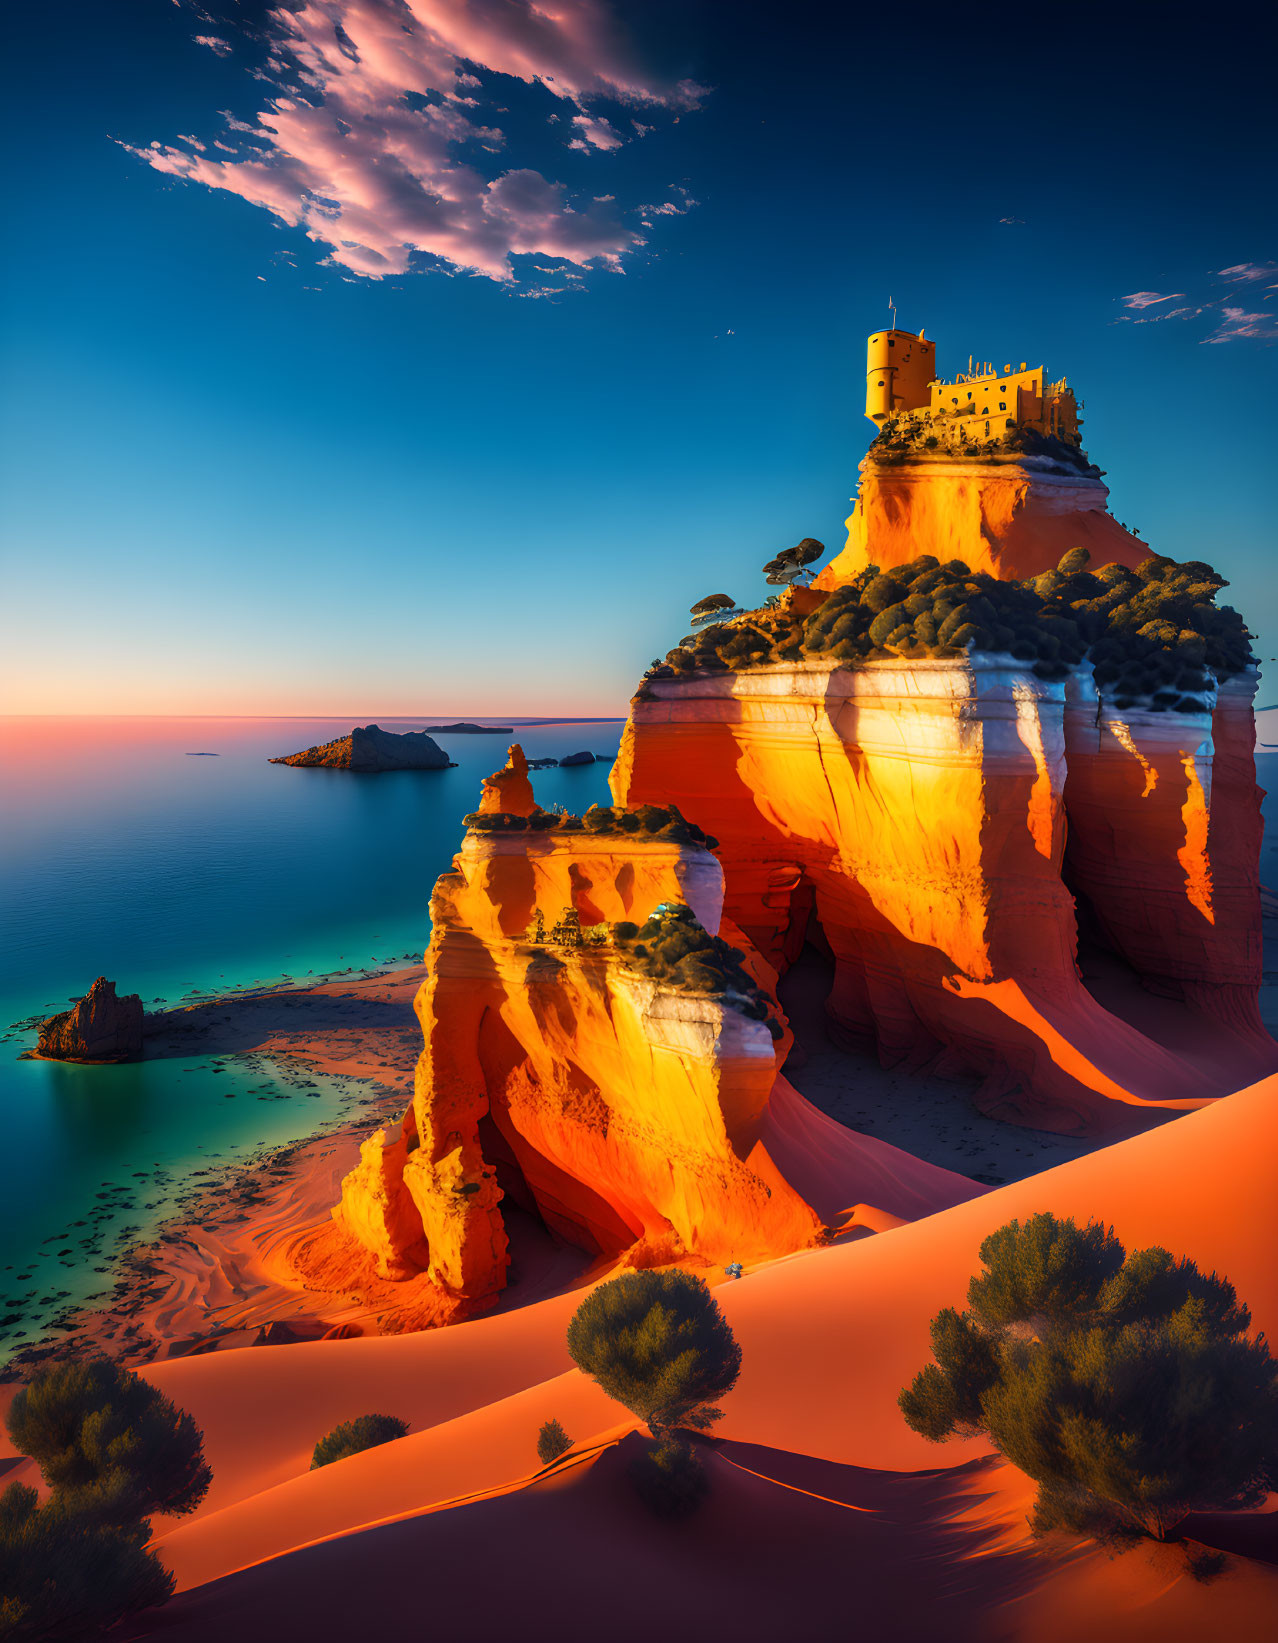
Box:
36;977;144;1063
1062;667;1269;1051
818;456;1149;587
611;657;1271;1134
326;813;827;1318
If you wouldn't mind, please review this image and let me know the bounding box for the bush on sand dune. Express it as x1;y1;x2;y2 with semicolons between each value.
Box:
899;1213;1278;1553
311;1413;410;1470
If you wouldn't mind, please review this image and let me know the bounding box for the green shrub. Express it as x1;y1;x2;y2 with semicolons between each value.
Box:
868;416;1093;473
6;1359;211;1526
627;1435;710;1519
536;1418;573;1465
611;904;782;1037
467;802;717;850
311;1413;409;1470
660;548;1252;711
0;1482;174;1642
566;1269;742;1438
899;1214;1278;1549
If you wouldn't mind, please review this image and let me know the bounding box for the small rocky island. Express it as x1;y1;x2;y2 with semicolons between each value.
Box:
421;722;512;734
269;724;454;772
36;977;144;1063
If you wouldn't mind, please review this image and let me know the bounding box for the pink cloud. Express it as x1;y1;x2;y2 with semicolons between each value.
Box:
1217;262;1278;283
128;0;704;283
569;114;624;151
1202;305;1278;344
193;35;233;57
1121;291;1186;309
1114;261;1276;343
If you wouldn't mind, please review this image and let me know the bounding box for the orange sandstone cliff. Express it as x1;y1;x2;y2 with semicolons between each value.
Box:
611;656;1275;1134
313;752;841;1322
818;455;1149;587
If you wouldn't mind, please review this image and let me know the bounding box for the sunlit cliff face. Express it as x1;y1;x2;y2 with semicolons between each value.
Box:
613;652;1272;1136
313;798;827;1321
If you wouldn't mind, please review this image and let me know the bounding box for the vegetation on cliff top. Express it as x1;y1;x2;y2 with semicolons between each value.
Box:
464;801;718;850
899;1213;1278;1559
868;415;1098;475
611;904;783;1039
651;548;1253;710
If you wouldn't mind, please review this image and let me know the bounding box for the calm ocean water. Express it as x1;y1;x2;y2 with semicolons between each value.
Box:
0;716;622;1356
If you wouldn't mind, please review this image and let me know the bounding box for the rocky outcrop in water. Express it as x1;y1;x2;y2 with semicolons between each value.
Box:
37;977;144;1063
269;724;452;772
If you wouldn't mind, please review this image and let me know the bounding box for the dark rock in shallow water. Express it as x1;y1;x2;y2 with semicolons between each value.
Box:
559;751;595;766
37;978;144;1063
269;724;453;772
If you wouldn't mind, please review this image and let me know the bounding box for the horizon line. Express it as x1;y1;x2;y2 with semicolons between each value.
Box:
0;712;629;723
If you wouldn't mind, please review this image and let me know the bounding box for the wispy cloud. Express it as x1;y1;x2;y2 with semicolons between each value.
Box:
1203;305;1278;344
1217;262;1278;284
128;1;706;285
1114;261;1276;342
193;34;233;57
1121;291;1186;309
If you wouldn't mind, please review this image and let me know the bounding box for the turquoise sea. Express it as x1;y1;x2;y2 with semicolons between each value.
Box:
0;716;622;1357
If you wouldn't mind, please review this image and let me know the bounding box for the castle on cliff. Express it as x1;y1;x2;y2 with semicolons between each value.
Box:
865;326;1081;448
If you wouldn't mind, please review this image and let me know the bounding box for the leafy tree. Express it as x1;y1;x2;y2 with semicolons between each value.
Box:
311;1413;409;1470
7;1359;211;1526
688;593;741;631
899;1214;1278;1548
566;1269;741;1438
0;1482;174;1642
627;1435;710;1520
536;1418;573;1465
762;537;825;588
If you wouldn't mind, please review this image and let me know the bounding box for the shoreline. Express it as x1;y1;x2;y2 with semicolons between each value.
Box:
16;910;1266;1380
3;964;428;1378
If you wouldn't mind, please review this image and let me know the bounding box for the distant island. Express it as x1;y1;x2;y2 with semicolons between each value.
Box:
421;722;513;734
269;724;454;772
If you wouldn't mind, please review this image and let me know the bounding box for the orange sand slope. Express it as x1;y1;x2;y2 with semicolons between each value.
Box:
135;1439;1278;1643
133;1076;1278;1639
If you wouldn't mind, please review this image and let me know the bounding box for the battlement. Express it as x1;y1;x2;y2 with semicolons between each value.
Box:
865;330;1081;449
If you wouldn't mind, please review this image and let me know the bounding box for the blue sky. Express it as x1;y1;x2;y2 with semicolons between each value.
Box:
2;0;1275;715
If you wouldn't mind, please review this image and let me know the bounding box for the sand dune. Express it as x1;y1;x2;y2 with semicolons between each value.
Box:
131;1433;1278;1643
119;1072;1278;1639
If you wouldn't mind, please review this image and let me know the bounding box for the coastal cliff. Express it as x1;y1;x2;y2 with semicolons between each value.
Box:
304;783;845;1323
1062;667;1268;1041
611;653;1274;1133
818;455;1149;586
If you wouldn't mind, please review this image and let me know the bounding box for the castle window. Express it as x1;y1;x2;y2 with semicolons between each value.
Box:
889;339;896;346
999;402;1006;411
